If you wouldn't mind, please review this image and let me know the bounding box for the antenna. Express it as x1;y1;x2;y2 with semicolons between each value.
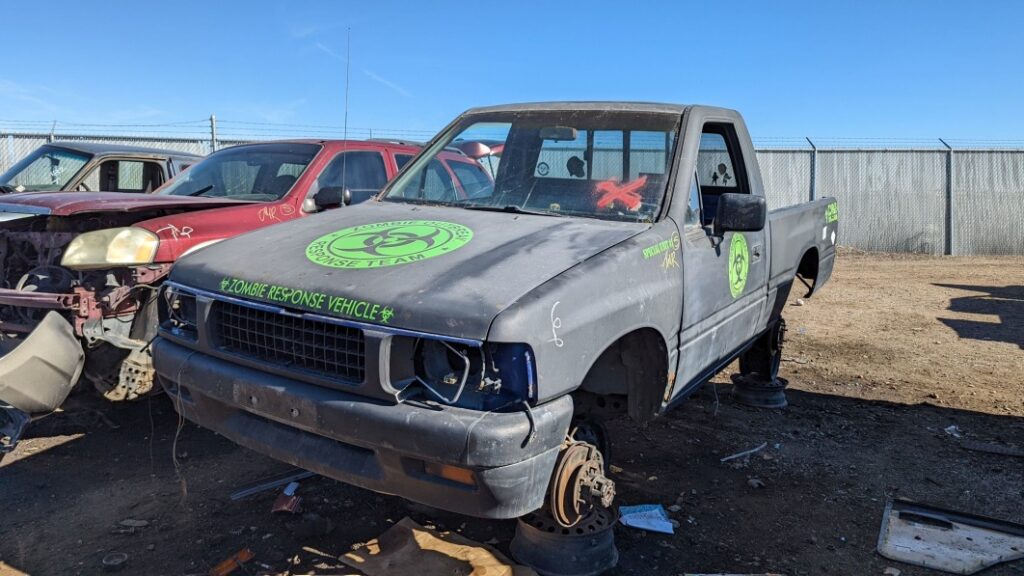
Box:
341;27;351;194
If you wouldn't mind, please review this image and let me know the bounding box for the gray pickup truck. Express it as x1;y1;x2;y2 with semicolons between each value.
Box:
0;142;200;194
154;102;837;528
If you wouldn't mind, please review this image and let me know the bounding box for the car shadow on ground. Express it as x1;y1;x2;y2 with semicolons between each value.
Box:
935;283;1023;348
2;382;1023;575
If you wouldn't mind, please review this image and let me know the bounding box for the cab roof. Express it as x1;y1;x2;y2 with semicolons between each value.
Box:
465;101;694;115
49;141;203;158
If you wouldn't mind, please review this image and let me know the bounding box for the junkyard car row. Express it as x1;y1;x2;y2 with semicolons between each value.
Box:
1;103;836;535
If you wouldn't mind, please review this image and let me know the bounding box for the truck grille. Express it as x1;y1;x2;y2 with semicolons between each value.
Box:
212;301;365;383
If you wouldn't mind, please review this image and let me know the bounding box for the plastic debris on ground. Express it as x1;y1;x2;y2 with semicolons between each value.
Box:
270;481;302;514
619;504;675;534
341;516;536;575
208;548;255;576
877;498;1024;574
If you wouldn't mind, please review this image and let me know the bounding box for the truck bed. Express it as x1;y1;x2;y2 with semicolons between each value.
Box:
767;196;838;296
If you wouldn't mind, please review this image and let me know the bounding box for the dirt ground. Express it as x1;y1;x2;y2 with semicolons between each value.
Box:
2;250;1022;576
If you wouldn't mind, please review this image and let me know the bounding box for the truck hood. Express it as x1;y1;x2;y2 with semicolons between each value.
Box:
171;201;648;340
0;191;251;216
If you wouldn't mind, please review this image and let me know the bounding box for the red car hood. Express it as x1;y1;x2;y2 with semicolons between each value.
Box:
0;192;251;216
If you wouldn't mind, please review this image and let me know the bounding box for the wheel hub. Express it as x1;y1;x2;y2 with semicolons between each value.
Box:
549;441;616;528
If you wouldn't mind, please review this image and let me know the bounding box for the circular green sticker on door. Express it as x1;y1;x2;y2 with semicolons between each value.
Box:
306;220;473;269
729;233;749;298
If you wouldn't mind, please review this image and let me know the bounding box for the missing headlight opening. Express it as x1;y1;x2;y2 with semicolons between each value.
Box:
411;339;536;409
413;339;473;404
162;286;198;338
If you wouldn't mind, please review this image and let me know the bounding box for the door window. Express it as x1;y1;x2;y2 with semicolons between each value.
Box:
697;133;737;189
685;173;702;226
447;160;493;199
319;151;388;193
696;126;747;223
394;153;414;170
79;159;163;192
421;160;457;200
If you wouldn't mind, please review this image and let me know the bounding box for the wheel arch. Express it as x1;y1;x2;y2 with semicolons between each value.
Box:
796;245;820;297
574;326;670;424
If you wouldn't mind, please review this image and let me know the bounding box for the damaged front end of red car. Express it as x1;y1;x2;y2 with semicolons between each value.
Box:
0;210;176;422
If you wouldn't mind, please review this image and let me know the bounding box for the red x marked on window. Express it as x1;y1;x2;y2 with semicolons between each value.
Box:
594;175;648;211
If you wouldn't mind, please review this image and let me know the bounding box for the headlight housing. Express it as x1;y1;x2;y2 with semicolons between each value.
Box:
61;227;159;270
412;339;535;410
160;284;199;340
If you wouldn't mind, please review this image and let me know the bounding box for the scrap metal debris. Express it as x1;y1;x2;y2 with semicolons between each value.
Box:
958;439;1024;458
229;468;316;501
877;498;1024;574
720;442;768;463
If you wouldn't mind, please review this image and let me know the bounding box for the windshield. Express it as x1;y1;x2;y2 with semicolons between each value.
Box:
158;143;320;201
0;146;92;192
383;110;679;222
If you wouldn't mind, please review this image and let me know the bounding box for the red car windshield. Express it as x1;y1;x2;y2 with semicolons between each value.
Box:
159;143;320;201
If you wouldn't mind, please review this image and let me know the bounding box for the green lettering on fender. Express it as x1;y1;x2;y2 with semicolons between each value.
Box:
825;202;838;223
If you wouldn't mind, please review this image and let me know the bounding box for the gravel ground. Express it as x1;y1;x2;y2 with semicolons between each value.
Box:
2;250;1022;576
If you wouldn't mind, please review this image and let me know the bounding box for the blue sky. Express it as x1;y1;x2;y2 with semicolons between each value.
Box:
2;0;1022;141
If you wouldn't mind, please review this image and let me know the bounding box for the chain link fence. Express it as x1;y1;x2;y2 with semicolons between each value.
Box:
1;124;1022;256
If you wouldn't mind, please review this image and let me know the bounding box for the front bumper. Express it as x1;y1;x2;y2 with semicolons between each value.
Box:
0;311;84;415
153;337;573;519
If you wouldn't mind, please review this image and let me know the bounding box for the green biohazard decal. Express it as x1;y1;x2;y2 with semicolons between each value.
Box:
306;220;473;269
825;202;838;224
728;233;749;298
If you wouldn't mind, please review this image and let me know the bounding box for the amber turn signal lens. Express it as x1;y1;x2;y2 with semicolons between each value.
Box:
423;462;476;486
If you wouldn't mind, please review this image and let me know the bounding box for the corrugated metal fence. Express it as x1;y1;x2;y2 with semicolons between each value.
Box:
2;131;1022;255
757;146;1024;255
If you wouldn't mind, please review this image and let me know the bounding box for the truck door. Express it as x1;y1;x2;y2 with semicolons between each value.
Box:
675;122;768;394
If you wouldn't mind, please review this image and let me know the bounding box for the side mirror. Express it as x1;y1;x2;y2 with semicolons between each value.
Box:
314;186;351;210
714;193;766;236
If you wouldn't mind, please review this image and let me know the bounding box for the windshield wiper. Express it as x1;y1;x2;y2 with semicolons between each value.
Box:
185;185;215;197
461;204;563;217
0;184;15;194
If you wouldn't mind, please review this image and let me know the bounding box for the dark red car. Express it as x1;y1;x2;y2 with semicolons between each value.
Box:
0;139;491;454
